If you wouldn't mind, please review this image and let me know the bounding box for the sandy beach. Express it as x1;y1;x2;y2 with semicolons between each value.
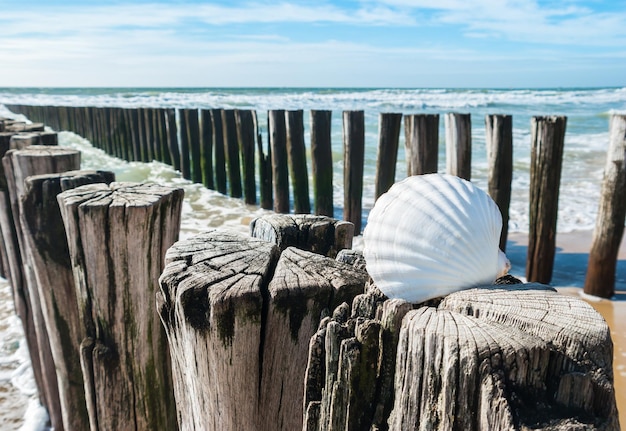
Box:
507;230;626;427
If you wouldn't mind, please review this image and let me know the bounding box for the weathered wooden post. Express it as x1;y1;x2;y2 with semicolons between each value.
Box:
186;109;202;184
445;112;471;180
57;182;183;431
404;114;439;176
584;114;626;298
269;109;290;213
20;170;115;431
158;216;364;431
235;109;257;205
285;110;311;214
3;146;82;431
254;111;273;210
165;108;181;172
304;280;619;430
212;109;227;195
526;116;567;284
485;114;513;251
222;109;243;198
178;109;192;180
343;110;365;233
200;109;214;189
310;110;333;216
374;112;402;200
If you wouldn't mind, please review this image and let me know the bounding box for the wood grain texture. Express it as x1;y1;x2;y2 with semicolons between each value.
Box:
404;114;439;176
250;213;354;258
445;112;471;180
58;182;183;431
20;170;114;431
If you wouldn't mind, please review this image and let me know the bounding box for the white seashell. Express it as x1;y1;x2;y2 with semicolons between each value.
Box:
363;173;510;303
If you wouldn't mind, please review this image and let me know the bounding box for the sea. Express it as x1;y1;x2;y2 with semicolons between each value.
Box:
0;87;625;429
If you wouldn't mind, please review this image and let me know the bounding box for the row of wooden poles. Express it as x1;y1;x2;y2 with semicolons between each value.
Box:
4;104;626;299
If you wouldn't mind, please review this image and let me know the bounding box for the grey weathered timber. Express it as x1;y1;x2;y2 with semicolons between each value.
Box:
20;170;115;431
445;112;471;180
178;109;192;179
254;111;272;210
222;109;243;198
9;132;58;148
404;114;439;176
485;114;513;251
310;110;333;216
157;226;368;431
305;282;619;431
584;114;626;298
212;109;227;194
185;109;202;184
285;110;311;214
526;116;567;284
343;110;365;233
269;110;289;213
3;146;82;431
165;108;181;171
258;246;368;431
200;109;214;189
250;214;354;258
235;109;257;205
374;112;402;200
158;230;279;431
57;182;183;431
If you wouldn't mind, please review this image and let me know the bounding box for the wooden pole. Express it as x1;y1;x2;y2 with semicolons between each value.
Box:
222;109;243;198
343;110;365;234
165;108;181;171
374;112;402;200
584;114;626;298
179;109;192;180
57;182;183;431
485;114;513;251
269;110;290;213
213;109;227;195
235;109;257;205
526;116;567;284
200;109;214;189
445;112;471;180
310;110;333;216
254;111;273;210
21;170;115;431
3;146;82;431
285;110;310;214
404;114;439;176
304;282;618;431
187;109;202;184
157;108;172;165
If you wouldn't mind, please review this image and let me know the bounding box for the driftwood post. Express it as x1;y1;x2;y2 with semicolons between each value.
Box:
213;109;227;195
254;111;273;210
222;109;243;198
285;110;311;214
343;110;365;233
404;114;439;176
57;182;183;431
310;110;333;216
445;112;471;180
235;109;257;205
304;280;618;430
158;217;364;431
200;109;214;189
269;110;290;213
374;112;402;200
3;146;82;431
584;114;626;298
526;116;567;284
20;170;115;431
485;114;513;251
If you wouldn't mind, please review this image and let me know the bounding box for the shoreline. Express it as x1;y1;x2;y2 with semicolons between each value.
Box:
506;229;625;427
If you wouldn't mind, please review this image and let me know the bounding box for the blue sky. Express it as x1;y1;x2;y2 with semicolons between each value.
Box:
0;0;624;88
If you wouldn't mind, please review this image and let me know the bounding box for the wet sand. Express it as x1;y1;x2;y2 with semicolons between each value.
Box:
507;230;625;427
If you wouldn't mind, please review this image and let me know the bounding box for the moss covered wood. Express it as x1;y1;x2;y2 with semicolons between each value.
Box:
2;146;81;431
57;182;183;431
20;170;114;431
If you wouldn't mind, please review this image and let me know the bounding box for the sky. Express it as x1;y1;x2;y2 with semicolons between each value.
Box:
0;0;624;88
